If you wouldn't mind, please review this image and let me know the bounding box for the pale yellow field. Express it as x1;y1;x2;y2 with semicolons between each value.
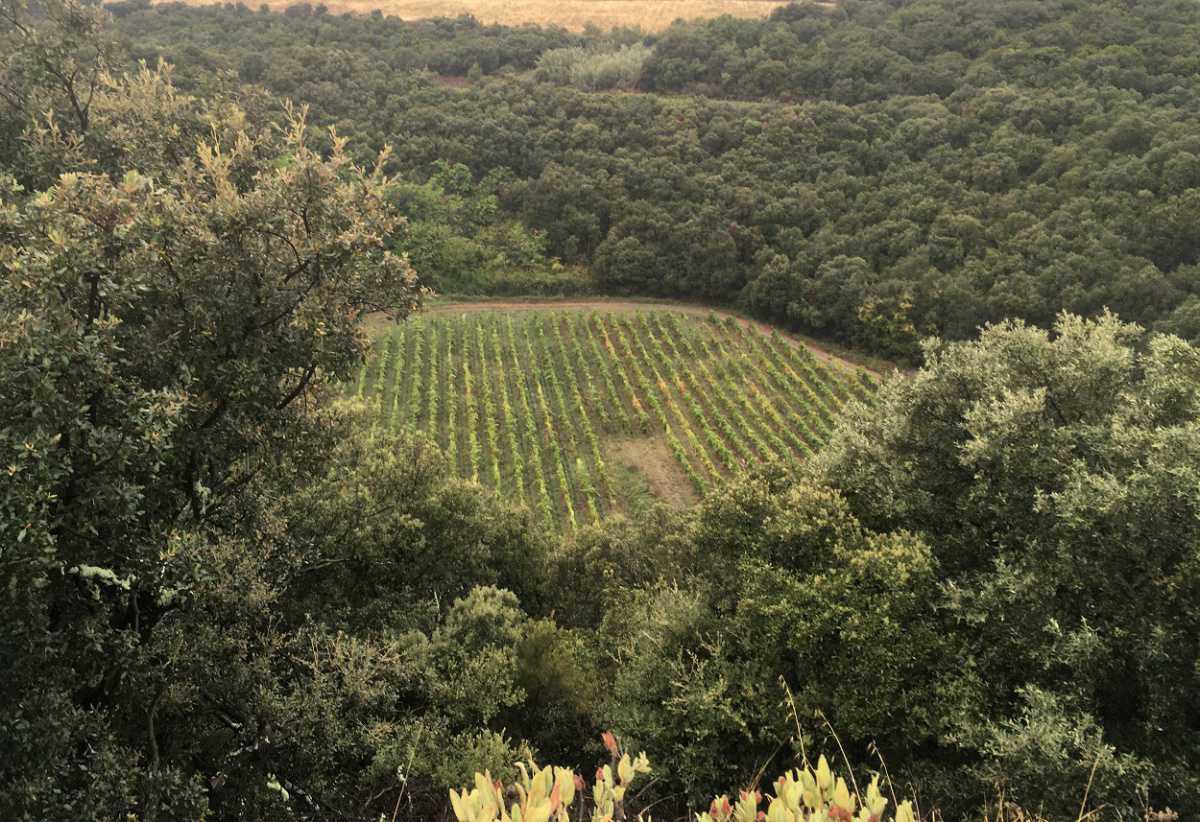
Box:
193;0;799;31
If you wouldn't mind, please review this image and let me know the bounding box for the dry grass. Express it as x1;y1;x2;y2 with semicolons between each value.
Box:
608;435;697;508
173;0;800;31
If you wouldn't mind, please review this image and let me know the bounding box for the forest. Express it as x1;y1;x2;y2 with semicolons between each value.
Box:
106;0;1200;361
1;0;1198;820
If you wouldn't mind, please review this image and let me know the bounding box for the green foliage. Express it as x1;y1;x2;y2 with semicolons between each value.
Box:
966;687;1149;818
389;163;582;296
431;586;530;725
274;428;569;804
509;620;601;766
533;315;1199;820
278;423;552;625
817;313;1200;816
5;2;1200;820
596;473;944;803
0;5;432;816
110;0;1200;359
0;84;418;581
535;44;652;91
0;0;116;166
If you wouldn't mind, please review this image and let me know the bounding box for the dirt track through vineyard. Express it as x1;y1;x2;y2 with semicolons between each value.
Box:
425;299;884;377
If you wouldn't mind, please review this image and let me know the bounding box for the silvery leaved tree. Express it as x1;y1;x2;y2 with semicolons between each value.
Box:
0;1;423;816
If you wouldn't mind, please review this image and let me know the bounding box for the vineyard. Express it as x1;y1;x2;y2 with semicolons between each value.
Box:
350;309;876;531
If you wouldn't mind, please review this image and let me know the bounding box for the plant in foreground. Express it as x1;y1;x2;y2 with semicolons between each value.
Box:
450;734;914;822
450;731;649;822
697;756;910;822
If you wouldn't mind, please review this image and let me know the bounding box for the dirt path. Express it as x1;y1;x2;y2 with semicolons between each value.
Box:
607;436;697;509
423;298;885;378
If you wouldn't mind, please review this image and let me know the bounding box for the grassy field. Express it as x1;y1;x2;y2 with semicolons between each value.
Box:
351;309;876;531
187;0;797;30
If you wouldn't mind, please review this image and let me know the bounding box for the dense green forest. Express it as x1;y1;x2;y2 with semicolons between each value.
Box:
2;0;1199;820
109;0;1200;361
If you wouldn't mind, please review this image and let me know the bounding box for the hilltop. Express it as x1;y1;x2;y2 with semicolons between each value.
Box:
161;0;811;31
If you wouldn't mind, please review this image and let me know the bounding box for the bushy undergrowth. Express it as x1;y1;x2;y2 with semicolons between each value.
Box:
536;44;652;91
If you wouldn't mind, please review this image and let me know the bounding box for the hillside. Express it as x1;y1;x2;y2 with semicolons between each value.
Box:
3;1;1200;820
173;0;802;31
112;0;1200;364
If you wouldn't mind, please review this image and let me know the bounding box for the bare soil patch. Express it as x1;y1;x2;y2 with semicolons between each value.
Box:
607;435;697;509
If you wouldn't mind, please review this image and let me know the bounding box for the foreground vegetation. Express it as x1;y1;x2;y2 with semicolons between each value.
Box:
449;742;915;822
2;1;1199;821
355;309;874;529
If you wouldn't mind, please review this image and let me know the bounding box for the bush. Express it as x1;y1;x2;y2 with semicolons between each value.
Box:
596;475;946;806
535;44;652;91
817;314;1200;817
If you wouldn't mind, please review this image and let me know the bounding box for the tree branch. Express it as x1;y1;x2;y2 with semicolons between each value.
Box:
199;690;342;817
276;363;317;410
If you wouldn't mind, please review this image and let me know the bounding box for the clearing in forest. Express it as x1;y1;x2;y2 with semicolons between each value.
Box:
204;0;799;30
351;309;876;532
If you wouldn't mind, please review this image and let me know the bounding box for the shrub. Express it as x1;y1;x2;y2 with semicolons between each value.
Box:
597;475;946;805
535;44;653;91
817;314;1200;816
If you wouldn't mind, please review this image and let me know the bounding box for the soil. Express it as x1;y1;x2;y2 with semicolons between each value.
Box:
607;435;697;509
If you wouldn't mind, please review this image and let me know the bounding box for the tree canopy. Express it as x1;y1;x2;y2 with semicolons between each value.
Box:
108;0;1200;361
